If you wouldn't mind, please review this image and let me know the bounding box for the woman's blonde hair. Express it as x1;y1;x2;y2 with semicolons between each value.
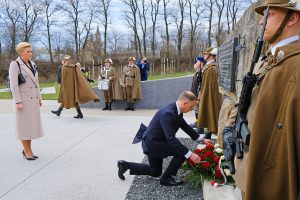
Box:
16;42;32;55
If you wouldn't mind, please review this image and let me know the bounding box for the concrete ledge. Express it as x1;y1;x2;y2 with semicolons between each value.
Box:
202;180;242;200
81;75;193;109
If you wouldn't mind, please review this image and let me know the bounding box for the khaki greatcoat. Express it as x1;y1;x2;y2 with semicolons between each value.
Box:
99;66;123;101
9;57;44;140
58;64;100;108
238;41;300;200
197;62;221;133
121;65;143;101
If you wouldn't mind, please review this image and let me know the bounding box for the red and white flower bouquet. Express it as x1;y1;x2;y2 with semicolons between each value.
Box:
182;143;235;188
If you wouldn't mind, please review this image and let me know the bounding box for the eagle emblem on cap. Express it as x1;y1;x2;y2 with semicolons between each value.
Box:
276;50;285;62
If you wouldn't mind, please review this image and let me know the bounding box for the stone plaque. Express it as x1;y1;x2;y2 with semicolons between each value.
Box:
218;37;239;92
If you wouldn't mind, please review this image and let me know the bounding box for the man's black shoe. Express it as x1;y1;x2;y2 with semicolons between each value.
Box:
160;177;183;186
117;160;128;180
189;122;197;128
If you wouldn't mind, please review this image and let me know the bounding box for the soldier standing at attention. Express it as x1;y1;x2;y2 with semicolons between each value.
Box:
98;59;122;111
197;47;221;139
121;57;142;111
190;56;206;130
224;1;300;199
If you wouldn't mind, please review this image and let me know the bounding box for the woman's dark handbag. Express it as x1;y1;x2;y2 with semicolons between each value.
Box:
7;61;26;89
15;61;26;85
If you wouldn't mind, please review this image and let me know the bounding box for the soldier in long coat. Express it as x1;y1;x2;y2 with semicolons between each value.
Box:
51;56;100;118
121;57;143;111
197;47;221;139
224;1;300;199
98;58;123;110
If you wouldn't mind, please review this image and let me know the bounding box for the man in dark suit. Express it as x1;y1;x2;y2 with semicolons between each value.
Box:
117;91;213;186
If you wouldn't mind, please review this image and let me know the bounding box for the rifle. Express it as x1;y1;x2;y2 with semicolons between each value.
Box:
223;6;270;175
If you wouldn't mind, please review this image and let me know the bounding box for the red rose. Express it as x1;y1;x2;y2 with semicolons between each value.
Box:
194;148;203;155
211;180;215;186
205;151;213;158
213;156;220;164
201;161;211;169
214;169;223;178
187;158;196;167
206;144;214;150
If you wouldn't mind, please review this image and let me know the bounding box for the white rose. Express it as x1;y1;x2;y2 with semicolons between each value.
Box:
224;169;232;176
220;155;225;160
214;143;220;148
215;148;223;154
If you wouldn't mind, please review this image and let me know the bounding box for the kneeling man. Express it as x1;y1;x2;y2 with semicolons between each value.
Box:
117;91;213;186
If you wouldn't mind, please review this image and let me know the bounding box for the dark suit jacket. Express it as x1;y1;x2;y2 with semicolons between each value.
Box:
137;102;200;158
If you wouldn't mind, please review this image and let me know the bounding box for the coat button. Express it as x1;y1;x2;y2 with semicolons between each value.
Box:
277;123;283;129
30;97;33;99
31;87;33;89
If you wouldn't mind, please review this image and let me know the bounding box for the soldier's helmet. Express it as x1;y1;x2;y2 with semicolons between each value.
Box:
104;58;113;64
202;47;218;56
128;56;136;61
255;0;300;15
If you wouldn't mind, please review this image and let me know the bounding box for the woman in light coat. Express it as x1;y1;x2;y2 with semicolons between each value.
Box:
9;42;44;160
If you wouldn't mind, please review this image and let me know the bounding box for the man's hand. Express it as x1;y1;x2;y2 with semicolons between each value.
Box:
189;153;201;164
203;139;214;147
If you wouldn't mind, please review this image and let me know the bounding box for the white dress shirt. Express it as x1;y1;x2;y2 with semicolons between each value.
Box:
176;101;203;159
270;35;299;55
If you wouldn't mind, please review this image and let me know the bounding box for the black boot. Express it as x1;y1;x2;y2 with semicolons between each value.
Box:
108;102;112;111
124;103;130;111
51;107;63;116
102;102;109;110
203;132;212;139
74;108;83;118
130;103;135;111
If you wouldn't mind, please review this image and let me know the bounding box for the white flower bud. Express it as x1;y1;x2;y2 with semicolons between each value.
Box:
220;155;225;160
215;148;223;154
214;143;220;148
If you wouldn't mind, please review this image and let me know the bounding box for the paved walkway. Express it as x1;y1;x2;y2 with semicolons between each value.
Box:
0;100;194;200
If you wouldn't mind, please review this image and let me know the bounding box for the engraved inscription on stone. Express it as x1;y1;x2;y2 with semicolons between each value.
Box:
218;37;239;92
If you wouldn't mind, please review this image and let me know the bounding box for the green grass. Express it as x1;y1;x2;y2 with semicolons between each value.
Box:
0;83;61;100
0;71;193;99
148;71;193;80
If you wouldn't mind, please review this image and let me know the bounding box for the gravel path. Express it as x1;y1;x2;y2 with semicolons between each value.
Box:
126;138;203;200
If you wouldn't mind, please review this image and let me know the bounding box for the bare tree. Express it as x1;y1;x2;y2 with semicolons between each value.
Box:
228;0;239;31
19;0;43;42
150;0;160;70
107;30;127;59
173;0;187;69
205;0;215;47
40;0;60;79
99;0;111;58
216;0;225;46
0;0;21;59
187;0;202;67
62;0;95;61
137;0;148;57
162;0;170;58
123;0;142;58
